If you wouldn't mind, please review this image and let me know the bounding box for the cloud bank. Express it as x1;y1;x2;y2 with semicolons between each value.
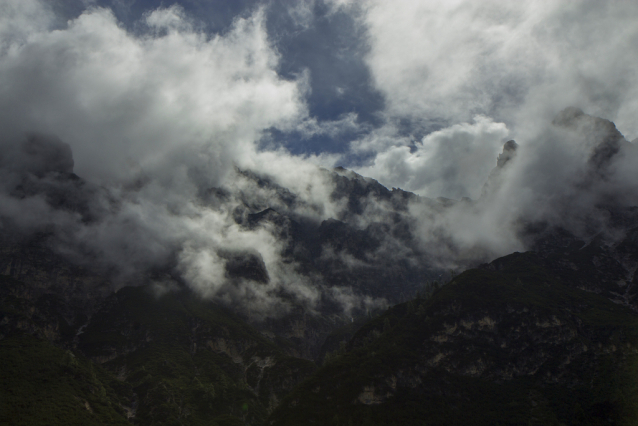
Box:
0;2;304;183
350;0;638;198
0;1;345;317
0;0;637;319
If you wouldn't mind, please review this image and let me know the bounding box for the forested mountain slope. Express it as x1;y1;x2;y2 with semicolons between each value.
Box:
269;245;638;426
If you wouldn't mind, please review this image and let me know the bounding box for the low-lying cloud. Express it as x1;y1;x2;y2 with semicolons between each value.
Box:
355;116;509;199
0;0;637;319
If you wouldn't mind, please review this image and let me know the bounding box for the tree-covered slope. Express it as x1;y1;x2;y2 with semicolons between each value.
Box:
0;278;317;426
0;334;131;426
268;251;638;426
74;286;317;426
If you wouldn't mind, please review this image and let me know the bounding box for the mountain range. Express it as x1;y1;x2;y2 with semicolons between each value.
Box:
1;108;637;425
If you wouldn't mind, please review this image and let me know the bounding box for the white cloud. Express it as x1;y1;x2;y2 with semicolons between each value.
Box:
145;4;192;32
355;116;508;198
0;2;305;183
0;0;53;51
1;0;637;318
360;0;638;139
343;0;638;204
0;1;340;315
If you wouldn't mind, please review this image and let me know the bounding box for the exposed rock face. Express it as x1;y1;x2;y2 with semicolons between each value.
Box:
481;139;518;197
0;233;110;325
552;106;629;174
237;179;440;305
0;137;443;364
1;132;75;177
3;109;638;425
496;139;518;168
223;250;270;284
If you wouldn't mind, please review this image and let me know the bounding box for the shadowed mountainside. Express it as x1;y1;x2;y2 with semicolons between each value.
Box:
269;244;638;426
1;108;638;425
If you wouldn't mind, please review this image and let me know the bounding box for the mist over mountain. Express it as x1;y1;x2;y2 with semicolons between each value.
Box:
1;106;636;321
1;1;638;425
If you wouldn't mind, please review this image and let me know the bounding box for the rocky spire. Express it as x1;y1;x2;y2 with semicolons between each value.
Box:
481;140;518;198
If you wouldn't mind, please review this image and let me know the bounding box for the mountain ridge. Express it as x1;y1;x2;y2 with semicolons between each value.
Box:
1;108;637;425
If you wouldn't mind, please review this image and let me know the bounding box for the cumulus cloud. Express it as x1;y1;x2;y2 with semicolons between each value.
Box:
0;2;304;183
1;0;637;320
0;1;349;317
0;0;54;50
0;0;394;320
346;0;638;202
359;1;638;134
355;116;509;198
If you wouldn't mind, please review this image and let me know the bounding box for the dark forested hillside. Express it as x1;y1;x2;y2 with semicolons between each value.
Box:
269;246;638;426
1;278;317;425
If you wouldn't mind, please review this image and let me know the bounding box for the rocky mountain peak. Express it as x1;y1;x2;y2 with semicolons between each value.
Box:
552;106;628;172
481;139;518;198
496;139;518;168
2;133;75;177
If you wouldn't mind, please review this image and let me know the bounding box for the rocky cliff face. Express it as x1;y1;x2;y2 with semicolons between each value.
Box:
552;107;630;174
481;139;518;197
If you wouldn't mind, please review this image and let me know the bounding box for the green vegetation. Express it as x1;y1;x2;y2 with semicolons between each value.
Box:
2;251;638;425
0;333;130;426
0;281;315;426
77;286;316;426
268;252;638;426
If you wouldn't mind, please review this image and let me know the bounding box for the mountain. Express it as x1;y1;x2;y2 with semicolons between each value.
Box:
1;108;638;425
1;276;316;425
268;245;638;426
